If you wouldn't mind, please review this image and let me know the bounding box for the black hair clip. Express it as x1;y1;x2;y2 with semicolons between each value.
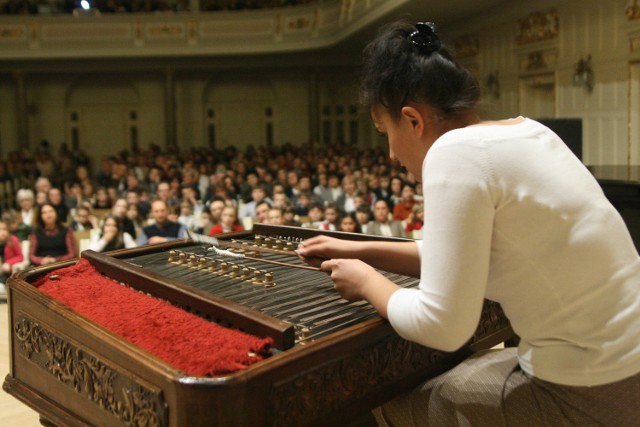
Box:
409;22;441;54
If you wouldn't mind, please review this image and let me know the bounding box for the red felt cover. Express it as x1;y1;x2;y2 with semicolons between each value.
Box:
34;258;273;377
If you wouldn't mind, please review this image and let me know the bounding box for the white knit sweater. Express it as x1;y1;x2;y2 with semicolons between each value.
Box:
387;118;640;386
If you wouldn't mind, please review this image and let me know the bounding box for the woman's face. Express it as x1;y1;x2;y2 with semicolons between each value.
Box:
103;218;118;234
372;107;427;179
41;205;57;227
340;217;357;232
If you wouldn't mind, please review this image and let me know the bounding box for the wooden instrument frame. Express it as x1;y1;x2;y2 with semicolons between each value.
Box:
3;226;514;426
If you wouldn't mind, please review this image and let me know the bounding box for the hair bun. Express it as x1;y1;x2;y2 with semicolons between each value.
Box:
409;22;441;54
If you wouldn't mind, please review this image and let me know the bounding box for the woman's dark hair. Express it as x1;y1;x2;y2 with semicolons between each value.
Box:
101;214;125;249
360;20;480;120
35;202;64;230
340;212;362;233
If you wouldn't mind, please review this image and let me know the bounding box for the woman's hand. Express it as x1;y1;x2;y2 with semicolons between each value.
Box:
296;235;359;267
320;258;379;301
41;256;57;265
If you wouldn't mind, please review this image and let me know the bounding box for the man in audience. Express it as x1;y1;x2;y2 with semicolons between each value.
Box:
366;199;406;238
137;199;186;245
254;199;272;224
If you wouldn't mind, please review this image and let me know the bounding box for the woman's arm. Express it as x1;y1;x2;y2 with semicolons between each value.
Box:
57;228;77;261
297;236;420;277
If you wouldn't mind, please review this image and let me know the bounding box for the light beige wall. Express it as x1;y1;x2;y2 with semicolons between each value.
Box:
3;0;640;166
446;0;634;165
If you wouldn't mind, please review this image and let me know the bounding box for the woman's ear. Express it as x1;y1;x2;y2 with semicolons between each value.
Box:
400;106;425;137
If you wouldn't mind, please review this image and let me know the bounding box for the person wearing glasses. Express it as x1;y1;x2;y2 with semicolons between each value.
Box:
297;20;640;426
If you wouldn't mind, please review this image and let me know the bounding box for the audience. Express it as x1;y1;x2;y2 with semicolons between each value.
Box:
0;139;421;274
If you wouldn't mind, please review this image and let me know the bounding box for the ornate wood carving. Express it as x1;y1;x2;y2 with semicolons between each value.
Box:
270;334;447;426
13;316;167;427
269;301;509;425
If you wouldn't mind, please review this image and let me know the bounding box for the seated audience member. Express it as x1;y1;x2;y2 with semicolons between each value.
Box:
338;212;362;233
35;190;48;206
177;200;198;231
208;206;243;235
69;205;98;231
254;199;272;224
88;214;137;252
93;187;112;209
305;203;325;228
3;209;30;243
240;185;270;218
137;199;186;245
194;210;213;235
126;189;150;219
16;188;35;239
47;187;69;224
207;196;226;227
267;207;285;225
126;203;145;239
404;203;424;234
282;206;301;227
335;175;358;214
355;204;372;234
112;198;137;239
319;204;340;231
0;219;24;299
393;183;417;221
367;199;406;238
293;191;312;217
29;202;77;266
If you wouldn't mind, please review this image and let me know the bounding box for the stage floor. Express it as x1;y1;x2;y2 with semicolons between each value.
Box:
1;301;40;427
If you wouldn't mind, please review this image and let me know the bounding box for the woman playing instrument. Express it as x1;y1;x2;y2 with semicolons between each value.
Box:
297;21;640;426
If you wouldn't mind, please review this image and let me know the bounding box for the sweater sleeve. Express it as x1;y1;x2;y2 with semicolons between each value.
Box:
57;228;77;261
386;139;495;352
4;235;24;266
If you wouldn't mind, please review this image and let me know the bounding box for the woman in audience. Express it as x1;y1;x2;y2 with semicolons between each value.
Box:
29;202;77;266
88;214;137;252
338;212;361;233
208;205;243;235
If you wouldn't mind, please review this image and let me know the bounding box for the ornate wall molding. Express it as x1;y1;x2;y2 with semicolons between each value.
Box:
13;316;167;427
0;0;410;60
516;9;559;45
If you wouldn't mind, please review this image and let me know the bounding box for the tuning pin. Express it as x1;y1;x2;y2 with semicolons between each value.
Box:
264;272;276;288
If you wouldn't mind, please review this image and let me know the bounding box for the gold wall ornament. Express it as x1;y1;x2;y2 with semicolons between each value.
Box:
452;33;479;58
573;55;594;93
516;9;559;45
627;0;640;20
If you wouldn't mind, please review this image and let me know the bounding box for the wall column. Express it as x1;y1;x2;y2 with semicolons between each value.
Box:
14;71;29;152
308;69;319;145
164;67;177;149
